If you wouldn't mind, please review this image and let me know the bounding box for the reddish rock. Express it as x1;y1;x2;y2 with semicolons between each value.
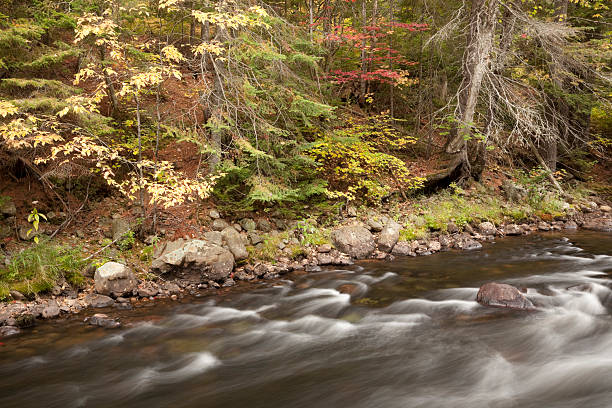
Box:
476;282;535;310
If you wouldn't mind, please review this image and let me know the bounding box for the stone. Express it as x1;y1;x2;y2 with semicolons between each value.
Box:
84;294;115;308
0;198;16;216
478;222;497;236
501;179;527;202
564;220;578;230
239;218;257;232
18;226;39;241
212;218;230;231
203;231;223;246
504;224;522;236
88;313;121;329
183;244;234;280
317;243;332;253
41;302;60;319
464;224;475;234
390;242;413;256
247;231;263;245
447;222;459;234
9;290;24;300
0;223;11;239
222;278;235;287
111;218;130;241
367;219;384;232
257;219;273;232
583;220;612;233
163;282;181;294
476;282;535;310
347;206;357;217
222;227;248;261
438;235;453;248
317;252;335;265
209;209;221;219
600;205;611;213
428;240;442;252
455;236;482;250
0;326;20;337
14;314;35;328
538;222;551;231
331;225;376;259
94;262;137;297
377;220;401;252
137;282;159;298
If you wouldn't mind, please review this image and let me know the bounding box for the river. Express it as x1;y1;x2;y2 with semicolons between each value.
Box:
1;231;612;408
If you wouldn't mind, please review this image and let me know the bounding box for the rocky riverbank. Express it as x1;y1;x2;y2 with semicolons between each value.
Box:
1;201;611;338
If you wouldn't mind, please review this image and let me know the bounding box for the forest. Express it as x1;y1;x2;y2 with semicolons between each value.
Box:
0;0;610;309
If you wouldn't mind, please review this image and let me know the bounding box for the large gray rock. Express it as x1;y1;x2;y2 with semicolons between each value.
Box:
84;294;115;308
88;313;121;329
377;220;401;252
94;262;137;297
391;241;414;256
222;227;248;261
331;225;375;259
504;224;523;235
476;282;535;310
111;218;130;241
583;220;612;232
183;244;234;280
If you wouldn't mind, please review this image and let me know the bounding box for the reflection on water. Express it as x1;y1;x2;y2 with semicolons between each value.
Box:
1;231;612;408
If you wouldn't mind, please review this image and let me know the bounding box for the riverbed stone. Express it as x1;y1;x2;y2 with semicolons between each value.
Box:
601;205;611;213
183;244;234;281
0;326;20;337
478;222;496;236
331;225;376;259
317;243;332;253
377;220;401;252
239;218;257;232
476;282;535;310
94;262;137;297
137;282;159;298
222;227;248;261
391;241;414;256
84;294;115;308
41;302;60;319
447;222;459;234
203;231;224;246
88;313;121;328
583;219;612;232
504;224;522;235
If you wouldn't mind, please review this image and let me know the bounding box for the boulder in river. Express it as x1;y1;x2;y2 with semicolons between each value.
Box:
476;282;535;310
87;313;121;329
331;225;375;259
94;262;137;297
0;326;20;337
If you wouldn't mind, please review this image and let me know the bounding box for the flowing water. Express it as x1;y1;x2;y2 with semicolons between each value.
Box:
2;231;612;408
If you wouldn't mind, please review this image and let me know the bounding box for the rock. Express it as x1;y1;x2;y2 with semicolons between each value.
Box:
377;220;401;252
476;282;536;310
84;294;115;308
537;222;551;231
239;218;257;232
203;231;223;246
222;278;235;287
501;179;527;202
247;231;263;245
18;226;39;241
137;282;159;298
209;209;220;219
233;223;242;232
222;227;248;261
87;313;121;328
162;282;181;294
331;225;376;259
478;222;497;236
257;219;273;232
0;223;11;239
601;205;612;213
438;235;453;248
154;238;185;259
212;218;230;231
111;218;130;241
14;314;35;328
428;240;442;252
447;222;459;234
317;243;332;253
367;219;384;232
504;224;522;236
347;206;357;217
564;220;578;229
94;262;137;297
464;224;475;235
391;241;414;256
9;290;24;300
0;326;20;337
0;198;16;216
41;302;60;319
583;220;612;232
455;236;482;250
183;243;234;280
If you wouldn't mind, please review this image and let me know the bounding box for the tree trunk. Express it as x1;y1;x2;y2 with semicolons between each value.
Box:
445;0;499;181
359;0;367;106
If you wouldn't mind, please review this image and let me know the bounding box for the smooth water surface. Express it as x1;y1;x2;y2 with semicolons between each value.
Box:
2;231;612;408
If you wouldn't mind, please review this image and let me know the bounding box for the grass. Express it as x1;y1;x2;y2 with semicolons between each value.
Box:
0;240;87;300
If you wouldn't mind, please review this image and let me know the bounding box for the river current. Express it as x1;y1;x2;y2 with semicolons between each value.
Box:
1;231;612;408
